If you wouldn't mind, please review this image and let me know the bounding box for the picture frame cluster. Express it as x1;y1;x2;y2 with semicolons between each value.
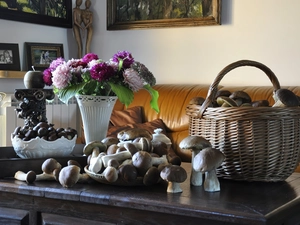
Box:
0;42;64;72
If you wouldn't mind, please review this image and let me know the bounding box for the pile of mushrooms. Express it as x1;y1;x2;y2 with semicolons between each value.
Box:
84;127;187;193
188;89;300;108
14;158;90;187
179;135;225;192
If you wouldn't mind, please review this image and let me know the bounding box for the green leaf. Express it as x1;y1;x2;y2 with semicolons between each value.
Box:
82;80;97;95
143;84;160;113
54;83;85;104
108;82;134;107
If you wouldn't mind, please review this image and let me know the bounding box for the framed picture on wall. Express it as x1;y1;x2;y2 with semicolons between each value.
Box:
0;1;72;28
107;0;221;30
25;42;64;71
0;43;21;71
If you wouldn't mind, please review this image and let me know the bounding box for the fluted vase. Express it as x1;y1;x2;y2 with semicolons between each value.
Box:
76;95;118;144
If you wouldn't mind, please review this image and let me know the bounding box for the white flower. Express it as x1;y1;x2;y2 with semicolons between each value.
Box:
123;68;144;92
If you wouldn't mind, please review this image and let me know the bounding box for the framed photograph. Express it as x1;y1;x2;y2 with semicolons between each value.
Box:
0;1;72;28
0;43;21;71
107;0;221;30
25;42;64;71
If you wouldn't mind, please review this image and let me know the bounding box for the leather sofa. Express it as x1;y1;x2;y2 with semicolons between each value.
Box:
113;84;300;172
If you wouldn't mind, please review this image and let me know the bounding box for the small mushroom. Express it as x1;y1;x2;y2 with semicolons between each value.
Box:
59;165;89;188
101;149;132;168
272;89;299;107
216;96;238;107
36;158;62;181
118;164;138;183
215;90;232;98
143;166;160;186
101;136;119;147
252;100;269;107
83;140;107;156
14;170;37;184
88;150;106;174
160;165;187;193
179;136;211;186
229;90;252;106
102;166;118;183
193;147;225;192
117;128;152;141
189;97;205;105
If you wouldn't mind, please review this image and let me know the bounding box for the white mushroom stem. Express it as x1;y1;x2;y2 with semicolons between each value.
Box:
191;150;203;186
89;152;106;173
14;170;36;183
203;170;220;192
166;181;182;193
101;150;132;167
36;168;60;181
102;166;118;183
151;155;168;166
77;173;91;183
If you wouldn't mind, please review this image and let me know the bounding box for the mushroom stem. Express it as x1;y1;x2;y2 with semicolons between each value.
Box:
204;170;220;192
191;150;203;186
166;181;182;193
14;170;36;184
151;155;168;166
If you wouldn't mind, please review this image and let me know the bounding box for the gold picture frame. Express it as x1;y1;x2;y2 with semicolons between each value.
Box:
107;0;221;30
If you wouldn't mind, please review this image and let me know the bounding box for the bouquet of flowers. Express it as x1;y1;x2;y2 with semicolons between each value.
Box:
43;51;159;112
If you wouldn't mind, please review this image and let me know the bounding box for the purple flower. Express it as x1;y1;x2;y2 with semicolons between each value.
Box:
49;57;65;71
90;62;115;82
43;68;53;86
112;51;134;68
82;53;99;63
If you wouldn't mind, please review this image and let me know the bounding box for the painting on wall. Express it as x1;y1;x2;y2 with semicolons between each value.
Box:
107;0;221;30
0;43;20;71
25;42;64;71
0;0;72;28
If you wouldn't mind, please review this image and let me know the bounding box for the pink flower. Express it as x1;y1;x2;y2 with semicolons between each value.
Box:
52;63;73;89
123;68;144;92
43;68;53;86
82;53;99;63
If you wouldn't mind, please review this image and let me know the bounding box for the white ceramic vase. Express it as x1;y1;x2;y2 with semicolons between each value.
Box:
76;95;118;144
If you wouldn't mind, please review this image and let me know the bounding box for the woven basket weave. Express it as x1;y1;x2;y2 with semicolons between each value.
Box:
186;60;300;182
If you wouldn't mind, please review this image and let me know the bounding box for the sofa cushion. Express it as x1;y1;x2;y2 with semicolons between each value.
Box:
110;106;143;126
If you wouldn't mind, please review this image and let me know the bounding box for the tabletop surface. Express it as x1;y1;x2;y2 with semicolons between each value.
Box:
0;159;300;225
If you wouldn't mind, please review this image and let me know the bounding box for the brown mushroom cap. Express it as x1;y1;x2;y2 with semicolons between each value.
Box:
143;166;161;186
216;96;238;107
118;164;138;183
132;151;153;176
41;158;62;174
83;141;107;156
101;136;119;146
58;165;81;188
179;136;211;151
273;89;299;107
229;91;252;104
193;147;225;172
160;165;187;183
117;128;152;141
252;100;269;107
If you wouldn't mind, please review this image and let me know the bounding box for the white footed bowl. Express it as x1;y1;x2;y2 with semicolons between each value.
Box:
11;135;77;159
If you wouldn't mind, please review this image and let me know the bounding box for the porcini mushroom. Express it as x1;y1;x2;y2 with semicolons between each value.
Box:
160;165;187;193
117;128;152;141
14;170;37;184
216;96;238;107
272;89;299;107
229;90;252;106
179;136;211;186
59;165;89;188
35;158;62;181
193;147;225;192
83;140;107;156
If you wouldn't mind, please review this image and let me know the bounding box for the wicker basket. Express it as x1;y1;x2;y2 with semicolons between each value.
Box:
186;60;300;182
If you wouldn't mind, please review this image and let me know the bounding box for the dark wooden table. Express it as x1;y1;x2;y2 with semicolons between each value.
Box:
0;158;300;225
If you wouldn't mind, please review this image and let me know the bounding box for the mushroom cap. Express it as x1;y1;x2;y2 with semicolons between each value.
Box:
117;128;152;141
193;147;225;172
252;100;269;107
123;142;139;155
119;164;138;183
216;96;238;107
26;170;37;184
179;136;211;151
41;158;62;174
229;91;252;103
160;165;187;183
101;136;119;147
83;141;107;156
58;165;80;188
143;166;161;186
132;151;153;176
273;89;299;107
215;90;232;98
189;97;205;105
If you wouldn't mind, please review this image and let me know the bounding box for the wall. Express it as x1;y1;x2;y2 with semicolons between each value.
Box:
0;0;300;94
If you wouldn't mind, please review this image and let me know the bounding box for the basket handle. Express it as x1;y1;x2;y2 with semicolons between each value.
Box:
198;60;281;118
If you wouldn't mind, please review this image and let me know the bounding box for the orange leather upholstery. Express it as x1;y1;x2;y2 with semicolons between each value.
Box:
114;84;300;172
